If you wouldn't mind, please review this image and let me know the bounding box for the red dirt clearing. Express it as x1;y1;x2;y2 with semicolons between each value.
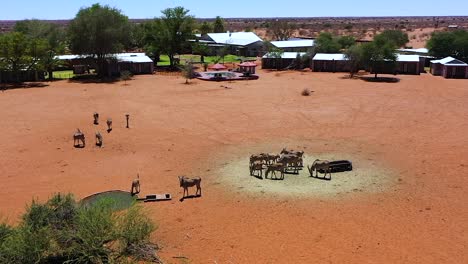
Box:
1;70;467;263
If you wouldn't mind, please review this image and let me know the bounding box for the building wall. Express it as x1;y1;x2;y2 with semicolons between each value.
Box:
396;61;420;75
430;63;443;76
442;65;468;79
0;70;45;83
311;60;351;72
261;58;296;69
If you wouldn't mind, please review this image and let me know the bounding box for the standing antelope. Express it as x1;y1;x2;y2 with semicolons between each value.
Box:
93;112;99;125
73;129;85;147
95;132;103;147
106;118;112;132
178;176;202;199
249;161;264;178
131;174;141;195
265;162;286;180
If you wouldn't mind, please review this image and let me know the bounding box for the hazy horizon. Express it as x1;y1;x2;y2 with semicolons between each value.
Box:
1;0;467;20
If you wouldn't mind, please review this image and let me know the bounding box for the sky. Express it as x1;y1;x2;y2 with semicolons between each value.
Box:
1;0;467;20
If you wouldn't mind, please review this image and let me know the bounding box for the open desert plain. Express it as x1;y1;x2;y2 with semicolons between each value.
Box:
1;69;468;263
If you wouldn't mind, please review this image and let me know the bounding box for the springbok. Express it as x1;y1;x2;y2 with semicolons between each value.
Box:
308;159;332;179
93;112;99;125
178;176;202;198
106;118;112;132
249;161;264;178
95;132;103;147
250;154;266;165
265;162;286;180
131;174;141;195
73;129;85;147
278;154;301;173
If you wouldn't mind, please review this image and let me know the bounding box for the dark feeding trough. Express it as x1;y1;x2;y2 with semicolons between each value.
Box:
143;193;172;202
319;160;353;173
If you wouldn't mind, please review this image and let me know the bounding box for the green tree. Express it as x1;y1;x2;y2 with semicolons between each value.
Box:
344;45;363;77
315;32;341;53
68;3;131;77
337;36;356;49
427;30;468;62
361;37;397;78
0;32;48;83
158;7;195;67
374;30;409;48
13;20;66;81
199;21;213;35
213;16;225;33
192;42;210;63
142;20;164;63
268;20;296;41
14;19;65;52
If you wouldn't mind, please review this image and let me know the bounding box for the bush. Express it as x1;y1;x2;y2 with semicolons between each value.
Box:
0;193;159;263
301;88;311;96
120;70;132;85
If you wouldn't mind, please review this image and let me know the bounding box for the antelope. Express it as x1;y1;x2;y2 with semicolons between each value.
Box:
280;148;304;167
265;162;286;180
131;174;141;195
178;176;202;198
308;159;332;179
95;132;103;147
73;129;85;147
106;118;112;132
249;161;264;178
93;112;99;125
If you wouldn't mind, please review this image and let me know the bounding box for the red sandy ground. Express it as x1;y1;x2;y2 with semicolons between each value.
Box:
1;70;467;263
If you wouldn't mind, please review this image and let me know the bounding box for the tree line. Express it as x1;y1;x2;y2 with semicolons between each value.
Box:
1;3;467;82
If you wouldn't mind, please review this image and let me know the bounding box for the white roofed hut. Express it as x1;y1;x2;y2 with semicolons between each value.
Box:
311;53;350;73
56;53;154;76
430;57;468;78
367;54;421;75
271;39;315;53
311;53;421;75
199;32;264;57
261;52;307;70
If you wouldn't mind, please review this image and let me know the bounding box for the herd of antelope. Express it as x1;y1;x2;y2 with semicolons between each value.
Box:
249;148;332;180
73;112;129;148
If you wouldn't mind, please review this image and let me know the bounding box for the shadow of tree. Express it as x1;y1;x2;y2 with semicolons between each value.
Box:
1;82;49;91
68;74;119;84
360;76;400;83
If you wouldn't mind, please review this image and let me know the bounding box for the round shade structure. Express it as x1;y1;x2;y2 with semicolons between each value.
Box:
239;62;257;74
208;63;228;71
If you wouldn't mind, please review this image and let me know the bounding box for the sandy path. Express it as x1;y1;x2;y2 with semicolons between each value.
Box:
0;70;467;263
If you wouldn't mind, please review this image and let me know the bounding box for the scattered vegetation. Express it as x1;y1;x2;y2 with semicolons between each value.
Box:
0;193;159;263
181;61;195;84
120;70;132;85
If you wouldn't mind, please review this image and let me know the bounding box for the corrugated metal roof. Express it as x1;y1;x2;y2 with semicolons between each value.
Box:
207;32;262;46
116;53;153;63
397;48;429;54
396;54;420;62
263;52;307;59
312;53;347;61
271;39;314;48
312;53;420;62
431;56;467;65
56;53;153;63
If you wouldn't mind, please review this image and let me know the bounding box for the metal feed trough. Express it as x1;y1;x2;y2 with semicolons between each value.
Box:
143;193;172;202
318;160;353;173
